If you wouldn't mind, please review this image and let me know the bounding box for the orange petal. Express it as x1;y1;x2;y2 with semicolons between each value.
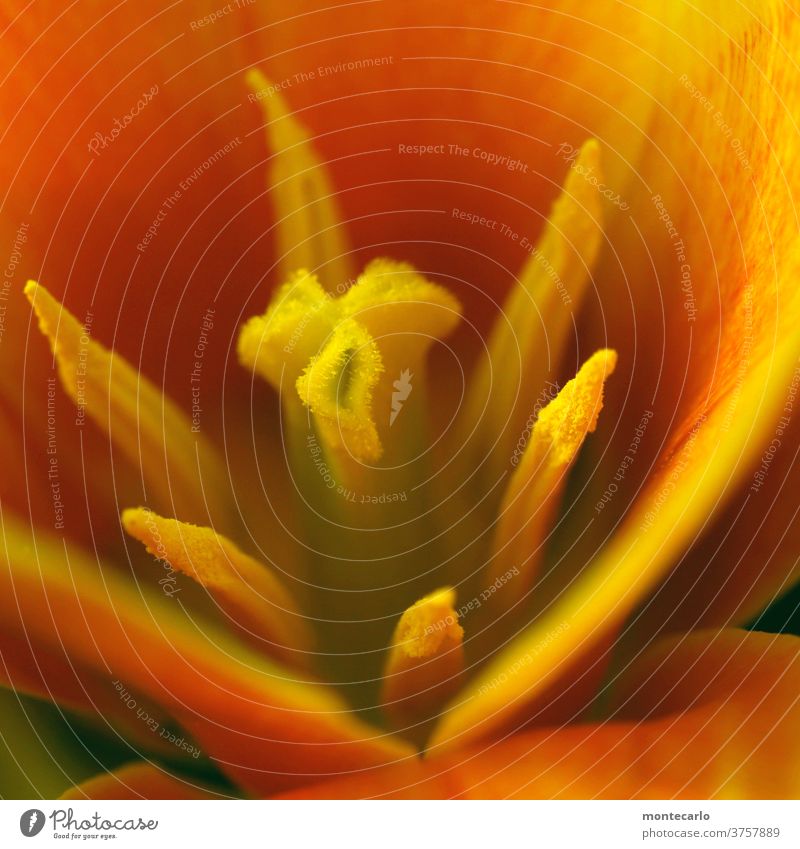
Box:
276;758;448;800
0;631;186;762
0;0;668;413
621;379;800;643
280;630;800;798
0;513;414;796
61;763;227;800
434;320;800;753
567;0;800;654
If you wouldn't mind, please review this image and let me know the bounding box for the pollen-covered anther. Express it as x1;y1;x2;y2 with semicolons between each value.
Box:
461;139;605;480
534;348;618;468
380;587;465;736
122;508;314;672
482;348;618;631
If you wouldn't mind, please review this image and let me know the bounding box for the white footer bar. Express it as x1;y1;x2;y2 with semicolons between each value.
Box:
1;799;798;848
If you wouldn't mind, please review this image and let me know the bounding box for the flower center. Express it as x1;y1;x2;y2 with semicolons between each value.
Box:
24;69;619;737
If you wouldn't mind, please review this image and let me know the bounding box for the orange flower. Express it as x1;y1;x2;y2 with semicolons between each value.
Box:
1;0;800;799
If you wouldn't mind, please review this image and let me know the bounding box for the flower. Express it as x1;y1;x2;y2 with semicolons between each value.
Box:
1;0;800;799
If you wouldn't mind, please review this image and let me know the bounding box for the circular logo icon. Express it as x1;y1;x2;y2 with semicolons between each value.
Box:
19;809;46;837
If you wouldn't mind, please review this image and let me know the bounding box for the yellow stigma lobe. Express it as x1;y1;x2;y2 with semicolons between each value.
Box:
238;259;461;465
296;317;384;463
237;269;333;391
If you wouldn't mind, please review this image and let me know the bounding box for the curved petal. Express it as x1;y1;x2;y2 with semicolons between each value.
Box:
60;763;228;801
0;631;189;762
280;630;800;798
432;337;800;750
0;513;415;796
566;0;800;652
433;0;800;751
622;379;800;641
0;688;108;799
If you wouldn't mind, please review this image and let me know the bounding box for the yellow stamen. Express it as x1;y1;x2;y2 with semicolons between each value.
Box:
122;508;314;672
485;349;617;622
25;281;228;526
462;140;604;482
246;68;354;291
380;587;464;738
528;348;618;468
